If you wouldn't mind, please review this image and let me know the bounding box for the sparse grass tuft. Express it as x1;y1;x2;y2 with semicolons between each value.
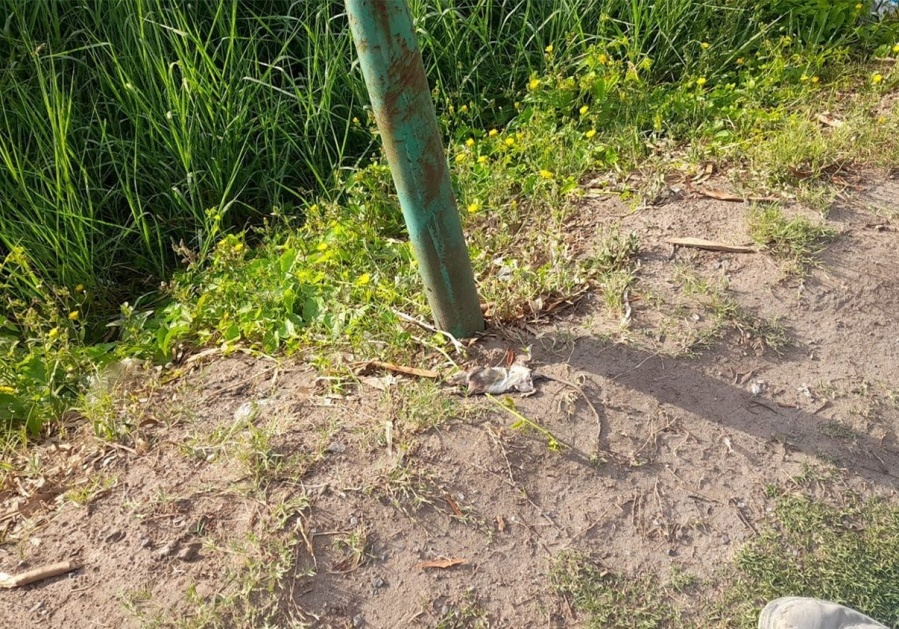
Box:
723;491;899;628
551;551;682;628
748;205;837;273
554;488;899;629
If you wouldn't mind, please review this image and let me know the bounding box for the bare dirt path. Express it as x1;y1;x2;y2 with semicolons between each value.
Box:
2;178;898;628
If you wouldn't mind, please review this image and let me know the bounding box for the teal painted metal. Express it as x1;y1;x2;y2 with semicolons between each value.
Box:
345;0;485;338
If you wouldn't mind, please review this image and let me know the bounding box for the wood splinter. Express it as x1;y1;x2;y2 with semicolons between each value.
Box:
0;560;81;589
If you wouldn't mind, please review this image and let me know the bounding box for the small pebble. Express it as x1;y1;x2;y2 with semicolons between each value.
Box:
352;614;365;628
176;542;202;562
155;541;178;559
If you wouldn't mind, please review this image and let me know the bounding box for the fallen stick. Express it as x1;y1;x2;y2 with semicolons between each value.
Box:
665;237;756;253
0;561;81;588
356;360;440;379
694;186;779;203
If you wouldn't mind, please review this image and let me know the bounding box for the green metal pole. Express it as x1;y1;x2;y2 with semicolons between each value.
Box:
345;0;484;338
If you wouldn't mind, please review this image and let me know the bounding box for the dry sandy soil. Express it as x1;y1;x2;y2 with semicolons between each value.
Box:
2;175;898;628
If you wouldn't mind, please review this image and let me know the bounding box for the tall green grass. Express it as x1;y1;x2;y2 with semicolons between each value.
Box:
5;0;885;319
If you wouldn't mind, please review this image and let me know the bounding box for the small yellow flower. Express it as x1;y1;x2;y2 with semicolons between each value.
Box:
811;76;819;84
488;129;499;137
48;327;59;340
75;284;84;292
893;44;899;54
800;74;809;82
873;73;884;84
700;42;710;50
528;77;540;90
316;241;329;252
68;310;79;321
459;104;469;113
466;200;481;214
579;105;589;115
539;169;554;179
465;137;475;147
455;153;467;163
233;242;244;252
855;3;863;10
352;117;360;124
736;57;745;66
597;53;608;65
585;129;597;139
696;77;707;87
477;155;488;164
504;137;515;146
356;273;371;286
878;115;887;124
545;44;554;54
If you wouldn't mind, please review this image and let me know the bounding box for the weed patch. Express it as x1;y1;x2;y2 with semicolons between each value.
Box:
725;491;899;628
551;552;682;628
748;206;837;273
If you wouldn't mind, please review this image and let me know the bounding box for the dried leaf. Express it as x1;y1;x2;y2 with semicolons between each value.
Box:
445;495;463;517
816;112;844;128
418;557;467;570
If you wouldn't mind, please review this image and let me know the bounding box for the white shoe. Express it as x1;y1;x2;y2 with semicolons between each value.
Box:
759;597;887;629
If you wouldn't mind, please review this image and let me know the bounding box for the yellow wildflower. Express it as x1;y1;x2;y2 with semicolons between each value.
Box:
352;117;360;124
696;77;707;87
477;155;488;164
504;137;515;146
873;73;884;84
75;284;84;292
878;115;887;124
811;76;819;84
465;137;475;147
459;104;469;113
800;74;809;82
539;169;554;180
579;105;589;115
316;241;329;252
68;310;79;321
356;273;371;286
585;129;597;139
48;327;59;340
598;54;608;65
466;200;480;214
893;44;899;54
736;57;744;66
488;129;499;137
545;44;554;54
528;77;540;90
233;242;244;252
700;42;710;50
455;153;467;163
855;3;863;9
